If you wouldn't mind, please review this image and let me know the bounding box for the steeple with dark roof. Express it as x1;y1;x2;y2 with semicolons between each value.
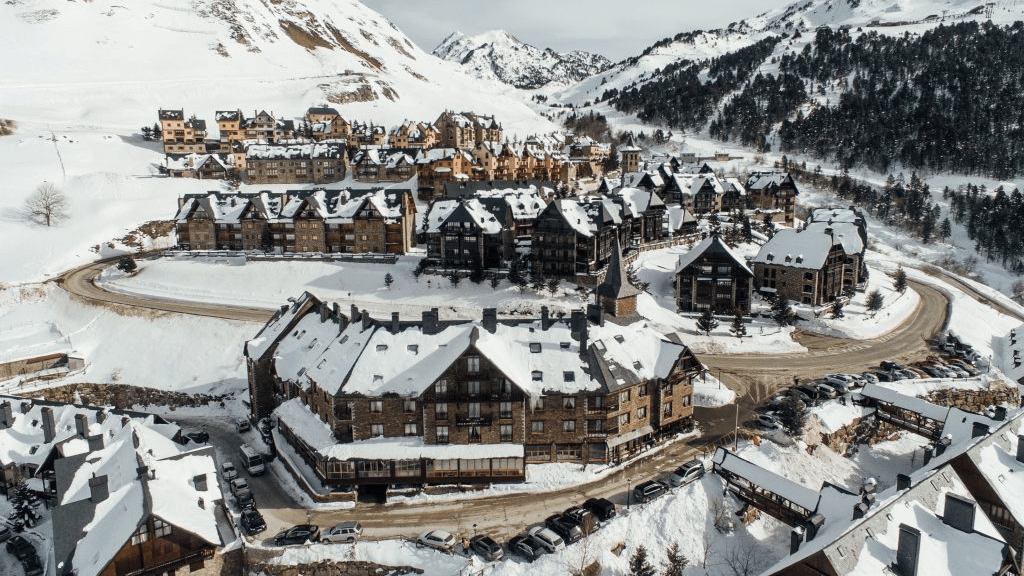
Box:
596;238;640;317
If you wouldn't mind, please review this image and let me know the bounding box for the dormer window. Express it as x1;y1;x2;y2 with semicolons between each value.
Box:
532;371;543;381
376;344;388;352
407;344;419;354
530;343;542;353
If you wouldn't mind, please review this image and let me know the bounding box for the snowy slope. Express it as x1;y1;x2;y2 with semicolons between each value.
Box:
432;30;612;89
0;0;555;130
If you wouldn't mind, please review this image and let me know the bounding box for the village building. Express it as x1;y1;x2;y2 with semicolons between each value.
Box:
0;324;86;388
674;233;754;313
158;109;208;155
164;153;234;180
434;111;503;148
245;294;702;496
619;135;642;174
346;122;388;148
533;198;620;278
304;106;351;141
240;109;295;143
245;141;347;184
595;240;640;317
416;148;475;197
750;223;864;305
351;148;417;182
174;188;416;254
746;171;800;224
388;120;437;149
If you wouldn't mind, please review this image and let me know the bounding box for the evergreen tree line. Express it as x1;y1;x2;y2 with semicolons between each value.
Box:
947;183;1024;273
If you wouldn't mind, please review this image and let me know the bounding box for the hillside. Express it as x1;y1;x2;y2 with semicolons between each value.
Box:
432;29;612;89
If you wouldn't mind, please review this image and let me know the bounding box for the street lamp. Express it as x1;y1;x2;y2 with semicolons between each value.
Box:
626;476;632;509
473;523;477;537
733;400;739;452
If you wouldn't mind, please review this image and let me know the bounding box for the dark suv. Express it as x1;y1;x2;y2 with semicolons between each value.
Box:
6;535;35;561
545;514;583;543
240;508;267;535
274;524;320;546
469;535;504;561
583;497;617;522
563;506;599;535
632;480;668;504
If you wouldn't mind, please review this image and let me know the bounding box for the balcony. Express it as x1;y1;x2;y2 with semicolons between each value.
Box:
455;415;492;427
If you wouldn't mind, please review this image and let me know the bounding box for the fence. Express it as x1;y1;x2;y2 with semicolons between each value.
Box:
163;249;398;265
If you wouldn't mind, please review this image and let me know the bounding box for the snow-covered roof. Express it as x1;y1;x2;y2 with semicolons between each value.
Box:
745;171;793;191
861;382;951;422
805;220;864;255
550;199;594;237
675;234;753;277
245;292;322;361
667;206;697;231
752;229;838;269
246;141;344;160
713;448;821;513
276;398;523;461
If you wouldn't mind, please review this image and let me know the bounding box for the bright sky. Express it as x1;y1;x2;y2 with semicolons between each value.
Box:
361;0;789;61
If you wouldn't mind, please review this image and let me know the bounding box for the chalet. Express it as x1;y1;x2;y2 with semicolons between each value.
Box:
751;228;855;305
804;207;867;290
346;122;388;148
746;171;799;225
416;148;475;197
470;142;502;180
434;110;502;148
158;109;207;155
164;153;234;180
0;324;85;387
351;148;417;182
609;187;668;247
240;109;294;143
443;180;555;200
533;199;619;278
675;234;754;313
245;294;702;494
245;141;347;184
174;189;416;254
51;418;229;576
388;120;437;149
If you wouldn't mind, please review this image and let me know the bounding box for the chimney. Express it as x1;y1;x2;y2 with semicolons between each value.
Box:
193;473;208;492
995;406;1007;421
935;435;951;456
862;493;876;508
896;473;912;491
895;524;921;576
121;416;131;428
942;493;976;534
804;514;825;541
332;302;341;320
97;409;108;424
862;477;877;495
1016;435;1024;464
21;401;32;414
75;413;89;437
541;306;550;329
790;526;804;554
279;304;288;315
972;421;990;438
350;304;360;323
923;445;934;465
482;308;497;334
361;309;372;330
422;308;439;336
137;466;149;480
587;303;603;326
87;434;104;452
319;304;328;323
853;502;869;520
391;312;401;334
570;310;586;340
0;401;12;429
89;475;109;504
41;407;56;444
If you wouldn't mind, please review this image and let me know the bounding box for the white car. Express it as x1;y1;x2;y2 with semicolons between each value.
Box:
220;461;238;482
416;529;456;552
527;526;565;553
757;413;782;430
321;521;362;543
668;459;705;487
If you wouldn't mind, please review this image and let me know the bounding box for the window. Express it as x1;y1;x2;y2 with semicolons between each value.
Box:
500;424;513;442
468;426;481;442
588;419;604;432
131;524;149;545
435;379;448;394
589;395;603;410
468;403;481;418
664;402;673;416
619;390;631;404
529;342;541;353
376;344;388;352
435;403;448;419
500;379;512;395
617;413;630;428
500;401;513;419
436;426;449;444
467;381;480;395
468;356;480;373
370;401;383;413
370;424;384;437
532;371;543;381
562;396;575;409
405;423;417;436
531;421;544;432
637;406;647;419
404;399;416;413
639;384;648;397
663;384;673;397
563;420;576;432
563;371;575;382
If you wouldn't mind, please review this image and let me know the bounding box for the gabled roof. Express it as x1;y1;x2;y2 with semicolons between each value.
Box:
543;199;594;237
596;238;640;300
676;234;753;277
752;229;840;270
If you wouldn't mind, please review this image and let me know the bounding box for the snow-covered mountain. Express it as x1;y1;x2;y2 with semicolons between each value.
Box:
432;30;612;89
0;0;554;132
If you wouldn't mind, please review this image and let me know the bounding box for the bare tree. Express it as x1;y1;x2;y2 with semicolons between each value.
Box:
720;542;768;576
561;534;600;576
24;183;68;226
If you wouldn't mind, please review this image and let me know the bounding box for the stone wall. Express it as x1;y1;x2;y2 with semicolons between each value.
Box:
33;383;231;411
244;547;423;576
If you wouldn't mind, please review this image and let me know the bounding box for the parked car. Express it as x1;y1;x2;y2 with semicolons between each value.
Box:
274;525;320;546
230;477;249;497
6;535;35;561
509;534;545;561
545;514;583;543
469;535;504;561
321;521;362;543
0;524;10;542
236;419;251;433
416;530;456;552
235;488;256;509
21;553;44;576
757;413;783;430
582;497;617;522
948;359;980;376
939;362;969;378
917;364;947;378
819;378;850;394
185;430;209;444
220;461;238;483
880;360;906;372
526;526;565;553
894;369;918;380
867;370;892;382
240;508;266;535
669;459;706;487
905;366;931;379
860;372;880;384
814;383;839;399
787;387;815;404
632;480;669;504
562;506;599;535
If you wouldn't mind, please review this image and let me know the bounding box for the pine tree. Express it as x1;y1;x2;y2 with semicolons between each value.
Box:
546;277;560;296
696;308;719;336
448;271;461;288
778;395;807;436
729;310;747;339
771;296;796;327
152;122;162;140
663;541;689;576
489;274;501;291
939;217;952;242
629;545;657;576
893;266;908;293
469;262;486;284
866;289;884;312
141;125;153;140
830;299;844;319
384;272;394;290
8;480;39;531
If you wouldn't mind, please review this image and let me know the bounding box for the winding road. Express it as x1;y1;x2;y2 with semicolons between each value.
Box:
54;257;987;543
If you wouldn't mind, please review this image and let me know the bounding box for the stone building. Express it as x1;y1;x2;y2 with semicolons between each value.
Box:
158;109;207;155
245;141;347;185
746;171;799;225
245;294;702;493
596;239;640;317
751;228;857;306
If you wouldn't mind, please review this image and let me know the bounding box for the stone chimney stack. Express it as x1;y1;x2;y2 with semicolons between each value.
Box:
41;407;56;444
361;309;372;330
482;308;497;334
895;524;921;576
87;434;104;452
0;401;13;430
89;475;109;504
541;306;551;330
75;413;89;437
391;312;401;334
422;308;440;336
972;421;990;439
193;473;208;492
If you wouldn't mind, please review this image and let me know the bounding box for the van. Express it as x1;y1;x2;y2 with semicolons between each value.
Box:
632;480;668;503
239;444;266;476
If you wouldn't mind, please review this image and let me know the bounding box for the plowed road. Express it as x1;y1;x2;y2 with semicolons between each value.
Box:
56;258;969;541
